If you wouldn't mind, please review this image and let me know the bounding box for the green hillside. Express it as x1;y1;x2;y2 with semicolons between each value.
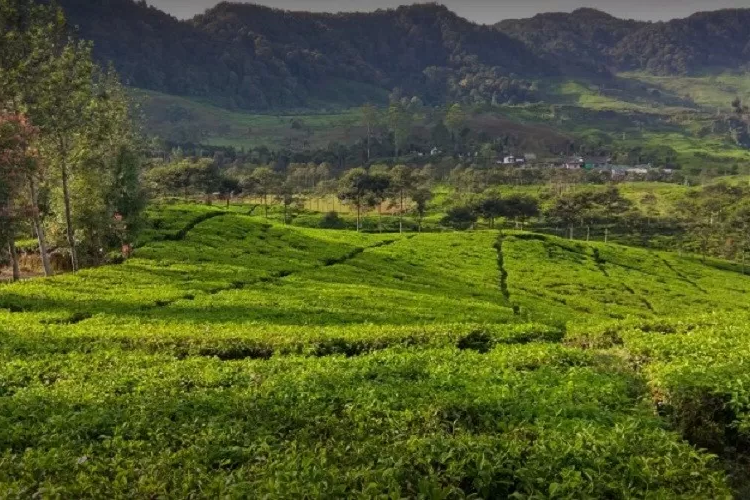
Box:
2;204;750;496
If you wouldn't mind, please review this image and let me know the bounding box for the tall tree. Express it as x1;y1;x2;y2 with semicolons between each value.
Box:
32;39;97;271
412;186;433;232
251;167;280;219
387;103;412;159
444;103;467;153
366;170;391;233
476;194;505;229
360;103;380;162
338;168;370;232
389;164;416;234
0;112;33;280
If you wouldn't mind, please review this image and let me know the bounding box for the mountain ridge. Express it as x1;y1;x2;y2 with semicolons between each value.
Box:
53;0;750;110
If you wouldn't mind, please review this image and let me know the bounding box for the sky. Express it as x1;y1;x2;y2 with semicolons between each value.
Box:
148;0;750;23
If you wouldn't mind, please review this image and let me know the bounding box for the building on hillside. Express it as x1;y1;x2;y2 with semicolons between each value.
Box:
503;155;516;164
583;156;611;169
563;156;584;169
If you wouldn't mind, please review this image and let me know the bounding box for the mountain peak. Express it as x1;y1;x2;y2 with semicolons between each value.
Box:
570;8;618;19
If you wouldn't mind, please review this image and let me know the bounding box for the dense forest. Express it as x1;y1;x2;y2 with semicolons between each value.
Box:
499;8;750;75
55;0;546;109
52;0;750;110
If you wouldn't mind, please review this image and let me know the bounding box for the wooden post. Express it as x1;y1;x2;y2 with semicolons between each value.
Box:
604;228;609;244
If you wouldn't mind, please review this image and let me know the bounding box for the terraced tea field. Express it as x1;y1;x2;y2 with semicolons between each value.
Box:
2;203;750;497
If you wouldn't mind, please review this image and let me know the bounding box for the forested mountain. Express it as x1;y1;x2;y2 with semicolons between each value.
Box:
52;0;750;110
611;9;750;74
498;8;750;75
495;9;646;76
56;0;546;109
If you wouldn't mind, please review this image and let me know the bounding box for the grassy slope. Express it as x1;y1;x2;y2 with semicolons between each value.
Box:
134;89;363;150
3;205;750;496
622;72;750;112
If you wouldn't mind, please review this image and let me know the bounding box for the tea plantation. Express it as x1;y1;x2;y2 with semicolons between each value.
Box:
2;204;750;498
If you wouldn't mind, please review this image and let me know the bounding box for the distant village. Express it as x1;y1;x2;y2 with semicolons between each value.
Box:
424;147;674;179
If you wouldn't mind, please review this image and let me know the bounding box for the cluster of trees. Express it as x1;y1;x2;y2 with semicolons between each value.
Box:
0;0;144;279
337;165;433;232
442;193;540;230
672;183;750;264
544;187;634;239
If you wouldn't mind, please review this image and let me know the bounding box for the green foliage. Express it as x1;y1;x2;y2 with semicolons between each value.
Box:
442;205;478;230
3;204;750;495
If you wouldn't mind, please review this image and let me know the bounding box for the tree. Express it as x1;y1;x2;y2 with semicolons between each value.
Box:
218;176;242;207
547;194;591;239
145;159;217;199
501;195;540;228
731;203;750;273
251;167;280;218
338;168;370;232
361;103;380;162
0;112;35;280
366;171;391;233
387;103;412;158
430;122;451;151
389;164;416;233
444;103;467;153
442;205;478;231
275;181;300;225
475;194;504;229
1;1;145;271
32;39;98;271
412;186;433;232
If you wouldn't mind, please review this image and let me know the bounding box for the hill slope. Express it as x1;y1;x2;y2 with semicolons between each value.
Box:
54;0;750;110
498;8;750;76
2;204;750;495
57;0;545;109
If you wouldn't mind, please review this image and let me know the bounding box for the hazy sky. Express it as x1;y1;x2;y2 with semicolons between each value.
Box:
148;0;750;23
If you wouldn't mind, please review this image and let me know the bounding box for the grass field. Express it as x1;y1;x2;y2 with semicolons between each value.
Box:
623;72;750;112
134;90;363;150
2;203;750;496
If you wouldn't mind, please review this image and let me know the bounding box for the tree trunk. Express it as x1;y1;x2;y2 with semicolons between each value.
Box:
29;178;52;277
367;125;371;162
356;205;361;232
378;205;382;233
7;241;20;282
60;156;78;272
399;191;403;234
569;225;574;240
